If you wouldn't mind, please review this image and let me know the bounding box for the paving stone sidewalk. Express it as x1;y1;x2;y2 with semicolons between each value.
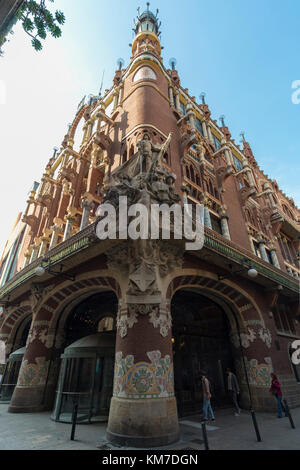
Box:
0;404;299;450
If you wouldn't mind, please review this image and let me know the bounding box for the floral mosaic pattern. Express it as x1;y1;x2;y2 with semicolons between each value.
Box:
236;357;273;388
18;357;50;387
113;350;174;399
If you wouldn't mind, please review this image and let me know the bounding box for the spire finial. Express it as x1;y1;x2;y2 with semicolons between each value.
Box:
219;115;226;127
200;92;206;104
169;57;177;70
147;2;150;11
240;131;246;143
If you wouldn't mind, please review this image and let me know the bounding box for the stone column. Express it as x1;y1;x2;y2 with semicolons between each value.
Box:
9;288;54;413
24;250;32;268
174;90;180;112
29;243;40;264
203;207;211;229
225;148;233;167
82;123;89;144
202;119;208;139
80;198;94;230
63;216;75;241
186;104;195;132
106;241;181;448
207;124;214;145
113;91;119;111
218;207;231;240
49;222;63;250
38;237;49;258
118;84;124;106
268;244;280;268
168;85;174;107
107;301;179;447
257;235;269;262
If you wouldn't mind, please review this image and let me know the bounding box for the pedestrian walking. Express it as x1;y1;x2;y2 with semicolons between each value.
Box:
269;373;288;418
226;368;241;416
200;371;215;422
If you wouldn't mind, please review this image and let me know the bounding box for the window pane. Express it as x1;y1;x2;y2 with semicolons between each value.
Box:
213;135;221;150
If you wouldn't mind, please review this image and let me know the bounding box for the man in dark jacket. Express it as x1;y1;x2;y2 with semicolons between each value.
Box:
226;368;240;416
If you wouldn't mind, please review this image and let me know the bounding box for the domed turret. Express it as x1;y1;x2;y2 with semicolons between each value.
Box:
134;3;161;37
131;3;162;58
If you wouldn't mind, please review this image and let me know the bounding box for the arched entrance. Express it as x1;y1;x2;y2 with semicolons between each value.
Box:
172;289;237;417
50;290;118;422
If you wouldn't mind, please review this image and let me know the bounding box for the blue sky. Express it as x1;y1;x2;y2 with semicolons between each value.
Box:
0;0;299;251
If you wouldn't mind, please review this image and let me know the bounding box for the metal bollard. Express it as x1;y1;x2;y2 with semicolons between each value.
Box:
70;402;79;441
201;421;210;450
283;399;296;429
250;409;262;442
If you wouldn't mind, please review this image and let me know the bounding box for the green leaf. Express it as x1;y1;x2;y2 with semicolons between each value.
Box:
55;11;65;25
23;17;34;32
31;38;42;51
37;28;47;40
49;25;61;38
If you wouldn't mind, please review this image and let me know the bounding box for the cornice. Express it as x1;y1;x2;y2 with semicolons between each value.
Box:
0;222;298;301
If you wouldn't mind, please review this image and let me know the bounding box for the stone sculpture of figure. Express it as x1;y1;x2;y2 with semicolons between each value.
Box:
137;132;162;173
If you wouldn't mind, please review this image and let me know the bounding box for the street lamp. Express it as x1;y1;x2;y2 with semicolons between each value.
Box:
218;260;258;281
35;262;75;281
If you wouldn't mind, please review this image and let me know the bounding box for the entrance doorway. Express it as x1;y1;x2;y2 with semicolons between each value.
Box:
172;290;235;417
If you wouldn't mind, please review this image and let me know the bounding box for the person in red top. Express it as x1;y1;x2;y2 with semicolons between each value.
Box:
269;373;288;418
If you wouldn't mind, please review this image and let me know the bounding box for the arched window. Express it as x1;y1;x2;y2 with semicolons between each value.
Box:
185;166;190;179
190;166;195;182
122;149;128;165
98;316;115;332
129;145;135;158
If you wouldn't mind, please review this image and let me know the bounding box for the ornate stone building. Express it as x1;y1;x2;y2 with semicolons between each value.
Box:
0;5;299;447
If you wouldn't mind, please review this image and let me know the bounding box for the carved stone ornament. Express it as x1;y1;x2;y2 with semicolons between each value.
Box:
99;133;180;209
107;240;183;283
127;303;159;316
149;305;172;337
30;283;55;312
117;306;138;338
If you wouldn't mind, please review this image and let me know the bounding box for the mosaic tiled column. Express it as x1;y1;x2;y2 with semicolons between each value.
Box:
49;223;63;249
269;245;280;269
80;198;94;230
29;242;40;263
257;235;269;262
9;308;54;413
63;215;75;241
204;206;212;229
107;300;179;447
201;119;208;139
